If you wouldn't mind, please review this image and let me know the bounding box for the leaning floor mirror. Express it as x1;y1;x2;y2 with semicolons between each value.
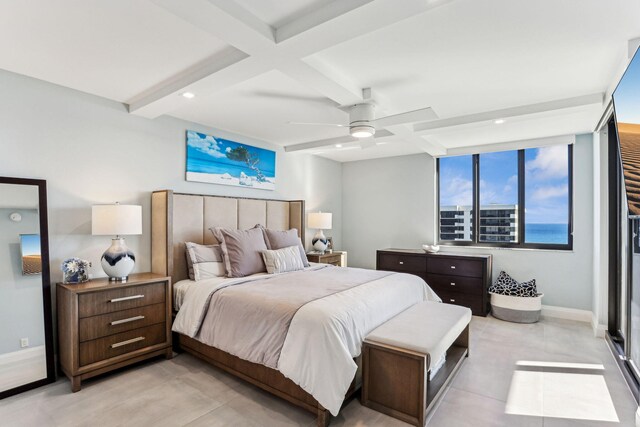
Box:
0;177;55;398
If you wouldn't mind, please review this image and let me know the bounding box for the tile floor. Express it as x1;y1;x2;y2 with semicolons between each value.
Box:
0;315;636;426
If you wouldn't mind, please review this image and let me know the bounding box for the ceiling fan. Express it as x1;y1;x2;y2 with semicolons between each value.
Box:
285;88;438;147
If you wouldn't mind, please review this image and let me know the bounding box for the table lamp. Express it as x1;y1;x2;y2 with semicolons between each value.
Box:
308;212;332;254
92;203;142;282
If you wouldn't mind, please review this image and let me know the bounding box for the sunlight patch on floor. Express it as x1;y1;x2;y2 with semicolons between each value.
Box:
505;361;619;423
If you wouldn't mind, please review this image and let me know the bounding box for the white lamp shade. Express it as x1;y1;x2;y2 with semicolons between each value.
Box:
308;212;332;230
92;204;142;236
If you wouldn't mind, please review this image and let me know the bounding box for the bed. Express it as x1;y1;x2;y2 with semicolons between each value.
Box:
150;190;440;426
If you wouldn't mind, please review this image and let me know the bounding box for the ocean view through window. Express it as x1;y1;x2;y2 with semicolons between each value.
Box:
437;145;572;249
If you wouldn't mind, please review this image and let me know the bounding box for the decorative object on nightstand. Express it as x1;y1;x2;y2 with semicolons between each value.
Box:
307;211;332;253
61;258;91;284
57;273;172;392
92;203;142;282
306;250;347;267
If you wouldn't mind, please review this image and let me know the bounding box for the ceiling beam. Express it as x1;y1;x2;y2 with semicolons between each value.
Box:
413;93;604;135
131;0;455;118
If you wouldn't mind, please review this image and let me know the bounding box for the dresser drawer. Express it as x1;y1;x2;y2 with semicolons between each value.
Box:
427;258;483;278
79;323;167;366
378;254;426;273
425;274;484;296
78;282;166;318
78;303;166;342
322;255;342;265
436;290;483;315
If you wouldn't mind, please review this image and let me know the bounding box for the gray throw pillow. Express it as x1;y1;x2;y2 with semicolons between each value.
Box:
262;228;309;267
211;227;268;278
185;242;226;281
261;246;305;274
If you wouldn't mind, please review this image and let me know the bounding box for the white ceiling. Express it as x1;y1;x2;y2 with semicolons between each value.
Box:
0;0;638;162
0;184;39;210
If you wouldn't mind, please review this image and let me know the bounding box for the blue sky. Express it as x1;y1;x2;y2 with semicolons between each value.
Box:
186;130;276;177
613;46;640;124
440;146;569;224
21;234;40;256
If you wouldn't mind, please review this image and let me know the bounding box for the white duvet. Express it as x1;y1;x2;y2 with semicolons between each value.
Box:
173;266;440;415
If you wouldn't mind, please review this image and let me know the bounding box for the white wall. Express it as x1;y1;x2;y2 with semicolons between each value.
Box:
343;134;595;311
0;69;343;284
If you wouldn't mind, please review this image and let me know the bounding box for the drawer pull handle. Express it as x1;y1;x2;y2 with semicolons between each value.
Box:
110;315;145;326
399;261;404;265
450;282;456;286
450;299;456;302
450;266;456;269
110;295;144;303
111;336;145;349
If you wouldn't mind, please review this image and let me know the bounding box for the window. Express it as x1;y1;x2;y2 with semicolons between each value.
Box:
524;146;570;245
479;151;519;243
437;145;572;249
438;155;473;242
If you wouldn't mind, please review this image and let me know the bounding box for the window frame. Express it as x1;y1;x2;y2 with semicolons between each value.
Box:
436;145;573;251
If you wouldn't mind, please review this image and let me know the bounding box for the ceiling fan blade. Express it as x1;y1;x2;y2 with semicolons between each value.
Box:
359;140;376;150
287;121;347;127
374;107;438;128
284;129;394;153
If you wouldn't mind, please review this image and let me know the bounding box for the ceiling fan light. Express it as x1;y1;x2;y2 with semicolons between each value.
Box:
350;125;375;138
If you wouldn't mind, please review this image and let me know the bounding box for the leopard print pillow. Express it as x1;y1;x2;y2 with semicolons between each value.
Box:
489;271;538;297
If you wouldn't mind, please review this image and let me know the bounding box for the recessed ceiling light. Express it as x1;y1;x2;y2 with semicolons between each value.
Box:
376;142;388;146
335;144;343;148
494;119;505;124
181;92;195;99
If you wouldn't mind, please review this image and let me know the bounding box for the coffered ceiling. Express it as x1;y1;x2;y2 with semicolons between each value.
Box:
0;0;638;162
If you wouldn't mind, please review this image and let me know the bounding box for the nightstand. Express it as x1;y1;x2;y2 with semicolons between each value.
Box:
57;273;172;392
306;251;347;267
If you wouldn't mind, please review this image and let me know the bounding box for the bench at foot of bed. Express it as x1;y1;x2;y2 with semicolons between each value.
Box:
361;301;471;426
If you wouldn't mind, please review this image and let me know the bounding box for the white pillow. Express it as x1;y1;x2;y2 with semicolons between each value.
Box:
185;242;226;281
261;245;305;274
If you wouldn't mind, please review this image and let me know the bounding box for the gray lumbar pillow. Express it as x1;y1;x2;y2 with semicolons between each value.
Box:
185;242;226;281
261;246;305;274
211;227;268;278
261;228;309;267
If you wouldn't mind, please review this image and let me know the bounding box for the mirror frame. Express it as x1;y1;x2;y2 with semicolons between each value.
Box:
0;177;55;399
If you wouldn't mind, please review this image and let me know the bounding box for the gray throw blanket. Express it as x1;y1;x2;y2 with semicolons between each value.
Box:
194;266;393;368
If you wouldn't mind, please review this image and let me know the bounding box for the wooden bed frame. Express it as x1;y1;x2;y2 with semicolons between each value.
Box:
150;190;354;426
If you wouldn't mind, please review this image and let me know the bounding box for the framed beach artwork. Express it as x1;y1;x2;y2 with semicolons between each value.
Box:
186;130;276;190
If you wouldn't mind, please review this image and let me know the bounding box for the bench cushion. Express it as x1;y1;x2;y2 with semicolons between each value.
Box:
365;301;471;370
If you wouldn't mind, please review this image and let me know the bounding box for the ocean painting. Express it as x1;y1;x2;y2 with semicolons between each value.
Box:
186;131;276;190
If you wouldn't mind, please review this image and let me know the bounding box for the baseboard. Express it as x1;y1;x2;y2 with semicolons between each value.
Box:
540;305;592;323
591;315;607;338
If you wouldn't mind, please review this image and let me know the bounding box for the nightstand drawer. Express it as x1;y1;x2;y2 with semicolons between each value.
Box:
79;323;166;366
79;303;166;342
78;282;166;318
425;274;484;296
378;254;426;273
427;258;483;278
436;290;483;315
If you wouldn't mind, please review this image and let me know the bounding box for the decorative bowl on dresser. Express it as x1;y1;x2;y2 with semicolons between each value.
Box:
57;273;172;391
376;249;492;316
306;250;347;267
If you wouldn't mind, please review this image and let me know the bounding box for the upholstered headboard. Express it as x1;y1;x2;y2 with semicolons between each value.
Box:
151;190;305;283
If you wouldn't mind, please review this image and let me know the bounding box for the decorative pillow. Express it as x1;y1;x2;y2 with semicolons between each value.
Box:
210;227;268;278
489;271;538;297
261;246;306;274
262;228;309;267
185;243;226;281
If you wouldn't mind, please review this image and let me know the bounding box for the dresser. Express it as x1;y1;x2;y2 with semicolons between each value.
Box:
57;273;172;391
306;251;347;267
376;249;492;316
